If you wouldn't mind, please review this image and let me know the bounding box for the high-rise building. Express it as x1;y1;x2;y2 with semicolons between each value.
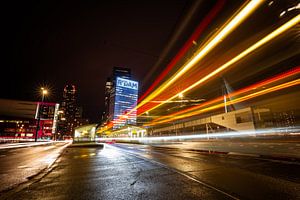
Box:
103;67;138;129
58;84;83;138
113;77;138;129
113;67;131;79
102;78;113;124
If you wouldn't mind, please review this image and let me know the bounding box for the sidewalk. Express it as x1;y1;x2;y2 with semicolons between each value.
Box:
149;138;300;162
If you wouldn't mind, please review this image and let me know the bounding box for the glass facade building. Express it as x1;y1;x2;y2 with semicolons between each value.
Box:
112;77;138;129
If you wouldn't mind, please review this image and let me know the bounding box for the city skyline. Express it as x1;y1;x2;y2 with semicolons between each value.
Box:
0;1;299;199
0;0;214;122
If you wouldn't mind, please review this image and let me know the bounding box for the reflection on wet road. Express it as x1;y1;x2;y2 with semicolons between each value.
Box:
113;143;300;199
2;143;300;200
0;142;69;192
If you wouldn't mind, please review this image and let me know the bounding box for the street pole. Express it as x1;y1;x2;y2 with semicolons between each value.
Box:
35;89;46;142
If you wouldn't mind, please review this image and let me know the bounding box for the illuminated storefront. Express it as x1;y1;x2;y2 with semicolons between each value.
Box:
0;99;59;139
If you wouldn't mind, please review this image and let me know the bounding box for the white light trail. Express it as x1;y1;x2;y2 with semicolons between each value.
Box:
96;127;300;142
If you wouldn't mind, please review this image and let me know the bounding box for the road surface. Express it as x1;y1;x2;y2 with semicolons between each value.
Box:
0;142;69;193
1;143;299;200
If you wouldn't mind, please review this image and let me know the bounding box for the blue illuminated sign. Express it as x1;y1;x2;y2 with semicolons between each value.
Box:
116;77;138;90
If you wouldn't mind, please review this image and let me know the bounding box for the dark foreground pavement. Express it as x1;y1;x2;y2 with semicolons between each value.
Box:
0;142;69;193
1;143;299;200
1;144;228;200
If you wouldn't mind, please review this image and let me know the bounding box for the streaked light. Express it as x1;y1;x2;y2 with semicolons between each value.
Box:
136;1;264;111
148;79;299;126
140;14;300;115
139;0;226;102
151;67;300;123
96;127;300;142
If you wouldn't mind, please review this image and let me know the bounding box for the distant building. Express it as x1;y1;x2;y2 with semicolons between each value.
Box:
102;67;138;129
0;98;59;139
74;124;97;141
112;67;131;79
102;78;113;124
58;85;87;138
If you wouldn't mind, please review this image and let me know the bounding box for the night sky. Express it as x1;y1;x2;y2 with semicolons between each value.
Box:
1;0;217;122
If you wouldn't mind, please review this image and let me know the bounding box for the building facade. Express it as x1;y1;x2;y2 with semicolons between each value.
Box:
102;67;138;130
58;85;86;138
0;98;59;139
113;77;138;129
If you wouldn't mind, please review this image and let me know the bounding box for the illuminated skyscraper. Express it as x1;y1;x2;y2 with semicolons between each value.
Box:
103;67;138;129
113;77;138;129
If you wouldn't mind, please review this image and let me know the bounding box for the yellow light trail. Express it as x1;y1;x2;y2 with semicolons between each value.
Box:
147;79;300;126
135;1;264;110
140;14;300;115
151;66;300;122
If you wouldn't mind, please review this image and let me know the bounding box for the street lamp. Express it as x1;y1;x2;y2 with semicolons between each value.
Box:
35;88;48;142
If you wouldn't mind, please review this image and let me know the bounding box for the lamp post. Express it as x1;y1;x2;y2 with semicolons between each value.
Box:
35;88;48;142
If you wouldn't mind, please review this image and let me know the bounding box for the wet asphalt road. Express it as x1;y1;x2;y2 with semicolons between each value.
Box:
0;142;69;193
1;143;300;200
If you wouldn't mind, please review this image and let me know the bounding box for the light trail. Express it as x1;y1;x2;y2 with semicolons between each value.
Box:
147;78;299;126
100;1;263;132
139;14;300;115
136;1;264;110
150;67;300;123
139;0;226;102
0;140;69;150
150;99;205;103
96;127;300;142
